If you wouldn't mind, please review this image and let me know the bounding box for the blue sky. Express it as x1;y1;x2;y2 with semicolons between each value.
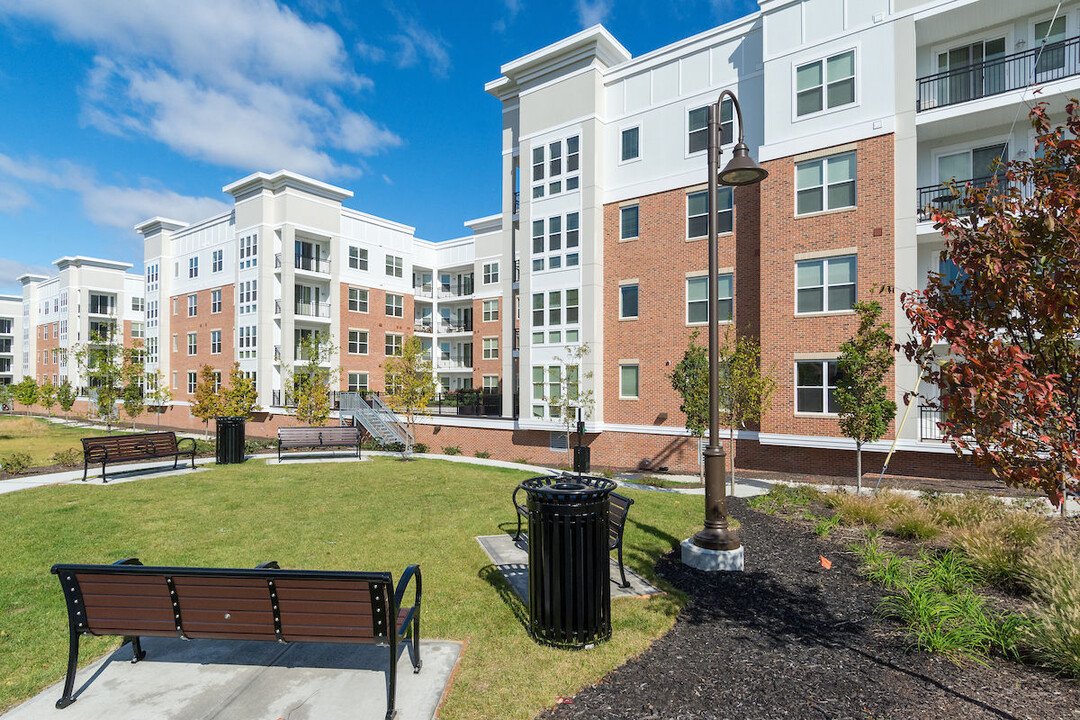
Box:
0;0;757;293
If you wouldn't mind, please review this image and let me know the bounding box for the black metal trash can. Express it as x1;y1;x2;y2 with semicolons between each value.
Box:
214;416;246;464
520;474;616;648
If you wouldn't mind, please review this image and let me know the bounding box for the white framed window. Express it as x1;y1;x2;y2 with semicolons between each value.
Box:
483;375;499;392
172;334;178;352
385;254;403;277
238;326;257;359
212;249;223;273
187;294;197;317
187;371;197;394
619;364;639;399
188;256;199;278
211;289;222;314
385;333;403;356
239;234;258;269
385;293;403;317
131;297;144;311
796;255;856;313
348;330;369;355
688;99;733;155
349;287;369;312
796;152;856;214
796;360;840;414
620;205;639;241
347;372;369;393
532;212;580;271
349;246;369;270
621;126;640;162
531;290;579;346
686;274;734;324
483;337;499;360
483;262;499;284
531;134;580;198
239;280;257;313
210;330;221;354
187;332;197;355
619;282;639;320
687;187;734;237
796;50;856;117
483;299;499;322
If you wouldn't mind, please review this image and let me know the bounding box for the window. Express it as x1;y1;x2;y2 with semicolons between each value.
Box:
238;326;257;359
533;212;579;270
172;334;178;353
687;187;734;237
1035;17;1067;76
483;262;499;284
188;256;199;278
385;293;403;317
620;364;640;399
621;126;640;161
688;99;733;154
146;264;159;291
187;371;197;394
187;333;197;355
796;50;856;117
349;288;369;312
348;330;369;355
239;234;258;269
187;294;197;317
686;274;734;324
131;323;144;339
620;205;639;241
620;283;639;319
212;249;223;273
385;254;403;277
796;255;856;313
483;299;499;322
349;246;369;270
483;337;499;360
210;330;221;354
796;152;856;214
531;135;580;197
385;333;403;356
211;289;222;314
483;375;499;392
239;280;257;313
347;372;369;393
531;290;579;345
131;297;144;311
796;360;840;413
89;293;114;315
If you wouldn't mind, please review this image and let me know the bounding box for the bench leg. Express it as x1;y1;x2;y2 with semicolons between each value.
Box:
616;545;630;589
190;451;196;470
56;630;80;709
412;613;422;674
101;461;108;484
82;460;88;482
386;639;398;720
126;636;146;663
513;513;523;542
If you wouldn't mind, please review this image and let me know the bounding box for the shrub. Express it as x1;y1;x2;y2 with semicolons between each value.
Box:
412;443;428;454
951;522;1024;587
826;492;890;527
1018;538;1080;676
443;446;462;456
891;506;943;541
474;450;491;459
927;493;1007;528
511;457;530;465
194;439;215;456
52;448;82;467
1;452;33;475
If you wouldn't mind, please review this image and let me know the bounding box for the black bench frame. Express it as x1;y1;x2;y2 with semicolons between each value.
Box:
512;480;636;588
277;426;362;461
82;432;196;482
51;558;421;720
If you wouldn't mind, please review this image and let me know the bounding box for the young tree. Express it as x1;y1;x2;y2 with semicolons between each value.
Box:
383;336;437;455
190;365;221;438
12;376;38;415
38;380;57;417
75;324;123;430
285;333;338;427
669;331;709;480
902;100;1080;507
717;333;776;494
545;343;596;461
219;363;260;418
835;300;897;492
120;342;146;429
56;379;77;417
0;382;12;413
145;370;172;426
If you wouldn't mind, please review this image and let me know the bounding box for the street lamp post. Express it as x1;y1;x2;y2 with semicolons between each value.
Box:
683;90;767;570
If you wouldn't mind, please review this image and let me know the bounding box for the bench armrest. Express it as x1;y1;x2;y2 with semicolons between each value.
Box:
394;564;422;613
85;445;110;462
512;484;526;512
175;437;197;453
255;561;280;569
112;558;143;566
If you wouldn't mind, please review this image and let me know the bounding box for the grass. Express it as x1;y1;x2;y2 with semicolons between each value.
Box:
1019;537;1080;675
747;484;823;514
0;415;113;469
0;457;702;719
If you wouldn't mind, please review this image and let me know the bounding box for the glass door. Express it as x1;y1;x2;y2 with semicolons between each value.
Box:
937;37;1006;104
1035;17;1067;79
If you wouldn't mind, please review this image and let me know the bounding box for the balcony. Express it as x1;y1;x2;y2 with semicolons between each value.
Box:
414;320;433;333
438;287;474;301
917;35;1080;112
273;389;341;409
916;175;1007;221
413;284;434;299
438;321;472;334
435;357;472;370
0;339;11;354
274;253;331;274
423;391;503;418
920;406;945;441
294;300;331;319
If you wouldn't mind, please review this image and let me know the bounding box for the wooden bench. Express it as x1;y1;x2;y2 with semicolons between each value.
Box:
51;558;421;719
512;478;636;588
277;426;362;461
82;432;196;482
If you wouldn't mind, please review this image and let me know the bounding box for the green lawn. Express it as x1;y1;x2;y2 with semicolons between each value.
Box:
0;415;114;468
0;458;702;719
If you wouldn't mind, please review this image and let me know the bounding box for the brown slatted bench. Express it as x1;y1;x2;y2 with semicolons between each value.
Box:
277;426;362;461
82;432;196;482
51;558;421;719
512;478;636;588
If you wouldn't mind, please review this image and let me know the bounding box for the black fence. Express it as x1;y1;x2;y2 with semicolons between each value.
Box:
916;175;1004;221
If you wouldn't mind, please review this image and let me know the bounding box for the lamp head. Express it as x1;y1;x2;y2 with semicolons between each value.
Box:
719;142;768;186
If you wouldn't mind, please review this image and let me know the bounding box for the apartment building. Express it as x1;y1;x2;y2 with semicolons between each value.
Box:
15;257;144;390
0;294;21;385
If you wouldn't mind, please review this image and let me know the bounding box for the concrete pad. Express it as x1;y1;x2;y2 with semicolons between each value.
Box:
476;534;662;604
2;637;461;720
680;538;745;571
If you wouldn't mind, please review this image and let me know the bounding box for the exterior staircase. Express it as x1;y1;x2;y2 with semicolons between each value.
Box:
339;392;413;454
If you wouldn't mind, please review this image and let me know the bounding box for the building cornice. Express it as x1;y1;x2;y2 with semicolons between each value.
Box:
223;170;353;204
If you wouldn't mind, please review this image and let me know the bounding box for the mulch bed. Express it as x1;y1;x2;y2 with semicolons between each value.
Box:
539;498;1079;720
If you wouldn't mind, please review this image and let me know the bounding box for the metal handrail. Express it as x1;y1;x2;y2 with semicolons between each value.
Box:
369;393;414;445
919;406;944;441
916;175;1007;221
295;301;331;318
295;256;331;273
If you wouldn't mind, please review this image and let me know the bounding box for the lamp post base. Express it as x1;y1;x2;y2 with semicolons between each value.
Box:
681;538;744;572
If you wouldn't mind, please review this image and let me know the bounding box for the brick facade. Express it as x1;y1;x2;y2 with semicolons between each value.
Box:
337;284;414;393
169;285;235;398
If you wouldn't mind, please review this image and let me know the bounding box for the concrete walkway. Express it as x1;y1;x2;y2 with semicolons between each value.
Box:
2;637;462;720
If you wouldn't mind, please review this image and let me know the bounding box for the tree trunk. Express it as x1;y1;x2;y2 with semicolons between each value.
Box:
856;441;863;494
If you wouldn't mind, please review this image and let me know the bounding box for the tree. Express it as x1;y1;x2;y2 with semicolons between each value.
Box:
901;100;1080;507
75;324;123;430
285;333;338;427
545;343;596;460
835;300;897;492
145;370;172;426
219;363;260;418
383;336;437;455
120;342;146;429
669;331;709;480
0;383;12;413
12;376;38;415
38;380;57;416
717;333;776;494
190;365;221;438
56;379;76;417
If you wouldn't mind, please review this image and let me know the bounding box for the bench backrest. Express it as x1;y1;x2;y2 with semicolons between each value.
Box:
52;564;394;644
278;427;361;442
82;432;179;459
608;492;634;548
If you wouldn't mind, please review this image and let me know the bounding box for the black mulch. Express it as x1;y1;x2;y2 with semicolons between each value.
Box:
539;498;1080;720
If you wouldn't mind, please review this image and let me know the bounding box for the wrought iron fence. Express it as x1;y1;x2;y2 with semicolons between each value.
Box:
916;175;1005;221
919;406;945;441
423;391;502;417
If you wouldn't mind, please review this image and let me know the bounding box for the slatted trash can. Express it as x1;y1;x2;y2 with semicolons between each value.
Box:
520;474;616;648
214;416;246;464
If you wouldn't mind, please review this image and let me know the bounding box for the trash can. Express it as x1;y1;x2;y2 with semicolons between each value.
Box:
215;416;246;464
519;474;616;648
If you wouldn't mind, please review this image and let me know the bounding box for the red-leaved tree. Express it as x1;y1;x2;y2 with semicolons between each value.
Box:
901;100;1080;506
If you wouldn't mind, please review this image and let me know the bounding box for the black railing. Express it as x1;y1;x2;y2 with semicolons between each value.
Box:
920;406;944;441
271;390;341;409
917;35;1080;112
916;175;1006;221
295;255;331;273
424;391;502;417
295;301;332;318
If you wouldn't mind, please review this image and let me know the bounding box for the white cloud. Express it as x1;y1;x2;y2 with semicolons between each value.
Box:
575;0;613;28
0;258;55;291
335;112;403;155
0;182;31;212
494;0;523;33
389;8;451;78
355;41;387;63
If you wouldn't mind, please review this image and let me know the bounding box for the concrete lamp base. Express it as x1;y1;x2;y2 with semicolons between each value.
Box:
680;538;745;572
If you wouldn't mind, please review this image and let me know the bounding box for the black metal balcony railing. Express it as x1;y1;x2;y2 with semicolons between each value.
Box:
413;284;434;298
424;391;502;418
272;389;341;409
917;35;1080;112
414;321;433;333
439;321;472;333
920;406;945;441
295;301;332;318
513;259;520;283
295;255;331;273
916;175;1007;221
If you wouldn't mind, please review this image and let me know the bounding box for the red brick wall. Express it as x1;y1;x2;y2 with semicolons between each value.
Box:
337;285;413;392
35;322;60;382
169;285;235;399
473;296;502;390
